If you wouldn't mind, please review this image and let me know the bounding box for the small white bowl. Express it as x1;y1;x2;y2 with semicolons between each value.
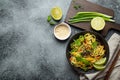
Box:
54;22;71;40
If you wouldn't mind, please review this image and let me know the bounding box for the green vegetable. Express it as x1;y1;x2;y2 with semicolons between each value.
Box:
47;15;51;22
69;12;115;23
76;57;90;65
92;41;98;49
49;21;56;25
47;15;57;25
70;48;77;53
77;12;112;18
79;35;84;42
74;5;81;10
74;39;81;46
69;19;90;23
70;36;84;51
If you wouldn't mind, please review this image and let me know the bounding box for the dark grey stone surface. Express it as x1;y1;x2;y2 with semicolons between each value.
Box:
0;0;119;80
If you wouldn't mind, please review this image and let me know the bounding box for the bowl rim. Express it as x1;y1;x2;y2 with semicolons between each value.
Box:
54;22;71;40
66;31;109;74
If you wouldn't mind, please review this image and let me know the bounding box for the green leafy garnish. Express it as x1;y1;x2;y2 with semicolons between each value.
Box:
47;15;51;22
74;39;81;46
49;21;56;25
74;5;81;10
92;41;98;49
47;16;56;25
79;35;84;42
76;57;90;65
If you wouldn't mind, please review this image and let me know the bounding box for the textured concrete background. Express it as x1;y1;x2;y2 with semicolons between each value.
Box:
0;0;119;80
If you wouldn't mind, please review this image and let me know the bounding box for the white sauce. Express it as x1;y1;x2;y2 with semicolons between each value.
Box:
55;25;70;39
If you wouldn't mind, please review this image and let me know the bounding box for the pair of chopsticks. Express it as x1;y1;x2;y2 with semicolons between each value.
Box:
104;43;120;80
92;42;120;80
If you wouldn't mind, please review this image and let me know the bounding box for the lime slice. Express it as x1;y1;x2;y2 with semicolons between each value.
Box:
91;17;105;31
51;6;62;20
93;64;105;70
94;57;107;65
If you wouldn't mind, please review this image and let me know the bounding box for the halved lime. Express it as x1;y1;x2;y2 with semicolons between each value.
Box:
93;64;105;70
51;6;62;20
91;17;105;31
94;57;107;65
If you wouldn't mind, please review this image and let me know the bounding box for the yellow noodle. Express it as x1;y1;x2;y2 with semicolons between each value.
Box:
70;33;105;71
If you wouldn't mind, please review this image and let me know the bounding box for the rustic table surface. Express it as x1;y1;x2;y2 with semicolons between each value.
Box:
0;0;119;80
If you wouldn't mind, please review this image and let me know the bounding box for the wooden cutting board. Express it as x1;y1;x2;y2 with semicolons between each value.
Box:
65;0;120;36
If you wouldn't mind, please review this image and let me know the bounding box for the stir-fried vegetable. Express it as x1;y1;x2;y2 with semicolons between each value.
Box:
70;33;106;71
68;12;115;23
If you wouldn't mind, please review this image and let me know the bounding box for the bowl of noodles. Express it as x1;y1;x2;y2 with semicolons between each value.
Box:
66;31;109;74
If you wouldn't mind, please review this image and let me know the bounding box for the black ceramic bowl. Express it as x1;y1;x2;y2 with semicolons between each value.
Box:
66;31;109;74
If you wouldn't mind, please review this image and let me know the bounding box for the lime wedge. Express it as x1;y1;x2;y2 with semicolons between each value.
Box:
94;57;107;65
93;64;105;70
91;17;105;31
51;6;62;20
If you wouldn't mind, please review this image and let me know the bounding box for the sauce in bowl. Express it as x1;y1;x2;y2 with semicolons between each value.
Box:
54;22;71;40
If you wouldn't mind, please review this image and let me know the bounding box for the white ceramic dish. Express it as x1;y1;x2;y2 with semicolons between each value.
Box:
54;22;71;40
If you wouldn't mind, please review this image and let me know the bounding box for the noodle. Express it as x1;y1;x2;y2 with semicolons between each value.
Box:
70;33;105;71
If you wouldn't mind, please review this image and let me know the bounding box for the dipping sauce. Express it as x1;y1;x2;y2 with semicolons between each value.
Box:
54;22;71;40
